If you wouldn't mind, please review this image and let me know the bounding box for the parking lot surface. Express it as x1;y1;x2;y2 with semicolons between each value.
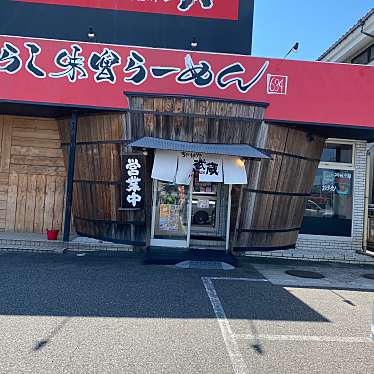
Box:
0;253;373;373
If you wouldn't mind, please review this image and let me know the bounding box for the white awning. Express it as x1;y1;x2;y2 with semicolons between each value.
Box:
151;150;247;185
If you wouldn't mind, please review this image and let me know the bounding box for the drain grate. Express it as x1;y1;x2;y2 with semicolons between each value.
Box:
362;273;374;280
285;270;325;279
175;260;235;270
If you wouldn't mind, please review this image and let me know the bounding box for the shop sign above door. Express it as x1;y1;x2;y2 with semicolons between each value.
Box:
151;150;247;185
14;0;239;19
177;152;224;184
2;34;374;129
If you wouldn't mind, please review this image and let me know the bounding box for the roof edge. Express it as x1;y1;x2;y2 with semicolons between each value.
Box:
317;7;374;61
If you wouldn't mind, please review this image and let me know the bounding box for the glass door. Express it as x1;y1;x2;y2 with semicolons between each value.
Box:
150;180;192;248
189;176;231;250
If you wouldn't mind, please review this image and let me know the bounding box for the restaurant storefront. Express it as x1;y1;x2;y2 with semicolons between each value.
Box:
1;1;374;254
130;137;265;250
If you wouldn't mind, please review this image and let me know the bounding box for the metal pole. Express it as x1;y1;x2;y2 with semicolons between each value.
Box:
63;110;78;242
225;184;232;253
363;151;370;253
363;144;374;253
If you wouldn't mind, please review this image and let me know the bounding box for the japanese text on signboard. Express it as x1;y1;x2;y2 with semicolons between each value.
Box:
14;0;240;20
122;155;145;209
321;170;353;195
0;41;278;95
5;34;374;129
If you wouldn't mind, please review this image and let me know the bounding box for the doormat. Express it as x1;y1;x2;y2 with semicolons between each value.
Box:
175;260;235;270
144;247;238;266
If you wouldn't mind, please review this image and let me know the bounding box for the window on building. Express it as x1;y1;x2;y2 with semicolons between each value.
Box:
351;43;374;65
320;142;353;164
301;141;354;237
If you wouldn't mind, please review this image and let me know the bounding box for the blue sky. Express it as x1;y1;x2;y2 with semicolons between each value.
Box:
252;0;374;60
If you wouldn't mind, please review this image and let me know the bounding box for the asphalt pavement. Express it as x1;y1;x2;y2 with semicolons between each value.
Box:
0;251;373;374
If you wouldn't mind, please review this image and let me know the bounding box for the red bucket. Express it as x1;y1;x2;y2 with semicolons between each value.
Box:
46;229;59;240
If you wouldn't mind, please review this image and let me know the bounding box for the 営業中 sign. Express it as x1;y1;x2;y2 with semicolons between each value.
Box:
122;154;145;209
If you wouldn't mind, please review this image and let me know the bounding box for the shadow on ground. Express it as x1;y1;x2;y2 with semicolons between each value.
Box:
0;252;329;323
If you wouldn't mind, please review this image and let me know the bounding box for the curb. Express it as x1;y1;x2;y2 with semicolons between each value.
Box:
241;253;374;266
0;239;135;255
0;246;65;254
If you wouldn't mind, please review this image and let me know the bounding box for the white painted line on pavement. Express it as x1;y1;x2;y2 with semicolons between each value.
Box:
234;334;371;343
202;277;248;374
208;277;269;282
203;275;373;374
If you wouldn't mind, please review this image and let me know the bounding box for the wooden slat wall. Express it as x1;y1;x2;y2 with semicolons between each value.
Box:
126;96;266;246
56;100;266;245
236;123;326;249
0;115;66;233
58;113;125;241
126;95;325;250
0;114;8;229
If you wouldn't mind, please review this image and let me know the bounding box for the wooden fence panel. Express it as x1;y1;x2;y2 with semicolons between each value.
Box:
0;116;67;233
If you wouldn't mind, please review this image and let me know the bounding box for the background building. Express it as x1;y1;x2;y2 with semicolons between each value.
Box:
297;8;374;253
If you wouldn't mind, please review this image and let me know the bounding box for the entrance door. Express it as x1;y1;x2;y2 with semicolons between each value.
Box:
150;180;192;248
150;178;232;250
190;178;231;250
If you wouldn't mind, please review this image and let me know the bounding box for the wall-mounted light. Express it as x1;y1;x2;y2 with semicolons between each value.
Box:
284;42;299;58
191;37;198;48
237;158;246;166
88;27;96;40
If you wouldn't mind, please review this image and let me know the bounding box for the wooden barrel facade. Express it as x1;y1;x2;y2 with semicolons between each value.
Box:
57;113;148;245
235;123;326;250
57;94;325;250
57;96;266;245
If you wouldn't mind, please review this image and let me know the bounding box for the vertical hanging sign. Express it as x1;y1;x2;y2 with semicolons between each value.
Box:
122;154;145;209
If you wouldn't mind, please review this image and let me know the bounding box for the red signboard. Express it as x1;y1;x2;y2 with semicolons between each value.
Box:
14;0;239;20
1;35;374;129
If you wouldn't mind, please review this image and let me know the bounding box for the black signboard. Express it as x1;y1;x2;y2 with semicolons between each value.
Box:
122;154;145;210
0;0;254;55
